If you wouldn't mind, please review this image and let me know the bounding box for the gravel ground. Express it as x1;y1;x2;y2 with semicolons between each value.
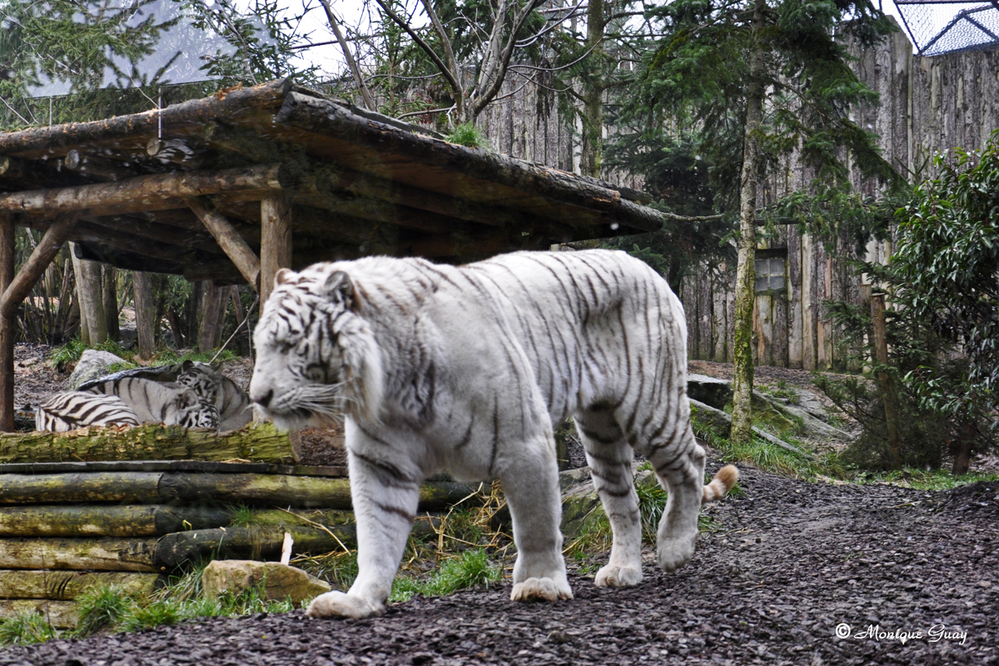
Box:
1;465;995;665
6;346;997;665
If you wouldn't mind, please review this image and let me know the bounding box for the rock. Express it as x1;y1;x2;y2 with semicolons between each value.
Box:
689;399;815;460
201;560;331;604
66;349;128;390
687;374;733;410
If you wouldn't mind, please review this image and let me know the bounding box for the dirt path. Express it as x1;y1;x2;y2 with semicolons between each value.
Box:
1;464;995;665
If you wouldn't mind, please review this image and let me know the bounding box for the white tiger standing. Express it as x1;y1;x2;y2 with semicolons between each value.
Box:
249;249;738;619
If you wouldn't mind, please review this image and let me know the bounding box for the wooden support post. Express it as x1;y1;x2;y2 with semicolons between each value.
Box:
133;272;157;359
260;194;292;306
187;197;261;289
0;216;78;321
0;213;14;432
871;293;902;467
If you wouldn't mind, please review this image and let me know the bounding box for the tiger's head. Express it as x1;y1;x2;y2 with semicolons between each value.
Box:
165;388;220;430
249;263;384;431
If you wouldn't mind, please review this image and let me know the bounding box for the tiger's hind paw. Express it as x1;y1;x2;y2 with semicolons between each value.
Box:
307;591;384;619
511;577;573;603
594;564;643;588
657;533;697;572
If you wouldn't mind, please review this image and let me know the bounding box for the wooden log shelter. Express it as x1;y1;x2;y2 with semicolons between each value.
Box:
0;78;664;432
0;78;663;625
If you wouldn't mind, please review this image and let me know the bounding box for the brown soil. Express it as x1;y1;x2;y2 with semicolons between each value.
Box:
5;348;997;664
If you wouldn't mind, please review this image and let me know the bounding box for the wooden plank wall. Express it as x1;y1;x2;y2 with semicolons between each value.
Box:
472;29;999;370
682;31;999;370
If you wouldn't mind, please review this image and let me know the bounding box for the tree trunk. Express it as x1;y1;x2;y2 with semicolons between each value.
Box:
103;265;120;342
133;272;157;359
70;243;107;346
0;213;14;432
260;194;293;306
952;422;975;476
197;281;227;353
730;0;767;447
870;293;902;467
579;0;605;178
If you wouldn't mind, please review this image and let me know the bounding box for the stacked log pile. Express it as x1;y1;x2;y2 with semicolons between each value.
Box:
0;425;482;627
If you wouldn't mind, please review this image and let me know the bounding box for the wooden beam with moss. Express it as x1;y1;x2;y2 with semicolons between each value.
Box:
0;471;484;511
0;422;296;465
0;570;159;600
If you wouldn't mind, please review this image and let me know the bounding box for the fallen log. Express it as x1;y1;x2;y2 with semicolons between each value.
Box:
0;538;158;572
0;570;160;600
0;505;232;538
0;422;296;464
0;600;79;628
0;470;483;510
153;518;440;569
0;506;360;538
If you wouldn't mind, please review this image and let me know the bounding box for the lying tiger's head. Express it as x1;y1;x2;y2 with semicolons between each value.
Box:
249;263;383;431
171;392;220;429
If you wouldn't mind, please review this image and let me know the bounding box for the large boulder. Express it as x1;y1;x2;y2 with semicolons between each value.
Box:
66;349;129;390
201;560;331;604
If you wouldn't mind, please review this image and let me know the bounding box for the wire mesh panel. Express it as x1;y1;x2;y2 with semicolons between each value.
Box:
893;0;999;56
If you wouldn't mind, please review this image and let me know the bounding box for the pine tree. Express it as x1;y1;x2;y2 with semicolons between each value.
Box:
629;0;899;444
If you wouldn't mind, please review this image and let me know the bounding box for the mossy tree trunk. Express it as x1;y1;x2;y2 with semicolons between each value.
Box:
730;0;766;447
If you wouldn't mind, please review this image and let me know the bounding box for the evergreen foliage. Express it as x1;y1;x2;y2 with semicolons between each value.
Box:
817;132;999;472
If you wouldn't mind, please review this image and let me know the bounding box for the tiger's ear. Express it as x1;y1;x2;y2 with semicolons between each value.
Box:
275;268;296;286
323;270;356;309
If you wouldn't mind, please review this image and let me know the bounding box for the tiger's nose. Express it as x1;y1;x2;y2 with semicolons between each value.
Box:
253;389;274;408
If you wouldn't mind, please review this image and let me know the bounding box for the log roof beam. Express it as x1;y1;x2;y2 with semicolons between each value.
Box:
0;164;293;218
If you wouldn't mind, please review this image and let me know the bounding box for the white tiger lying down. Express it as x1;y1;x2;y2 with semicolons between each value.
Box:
249;249;739;619
36;379;219;432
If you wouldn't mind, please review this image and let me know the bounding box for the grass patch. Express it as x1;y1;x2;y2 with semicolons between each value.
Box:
50;338;138;368
723;434;822;479
152;348;240;365
0;610;58;646
446;123;492;150
855;468;999;491
294;550;358;592
758;380;799;403
75;584;133;636
391;548;501;602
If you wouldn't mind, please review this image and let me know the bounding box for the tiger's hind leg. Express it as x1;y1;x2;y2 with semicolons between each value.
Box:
646;421;706;572
575;408;643;588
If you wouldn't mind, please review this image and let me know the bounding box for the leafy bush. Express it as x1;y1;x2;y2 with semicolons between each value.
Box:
817;132;999;474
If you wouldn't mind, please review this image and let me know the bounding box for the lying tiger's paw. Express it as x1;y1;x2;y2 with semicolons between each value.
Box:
594;565;643;588
306;591;384;619
510;577;573;603
657;533;697;572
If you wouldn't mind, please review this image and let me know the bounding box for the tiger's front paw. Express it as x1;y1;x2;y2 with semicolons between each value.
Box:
307;591;384;619
510;577;573;603
657;533;697;572
594;564;643;588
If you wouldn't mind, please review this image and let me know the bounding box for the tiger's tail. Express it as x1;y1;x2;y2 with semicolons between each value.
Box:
702;465;740;502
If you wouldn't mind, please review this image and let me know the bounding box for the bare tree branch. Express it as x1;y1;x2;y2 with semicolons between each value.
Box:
372;0;463;114
318;0;377;110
